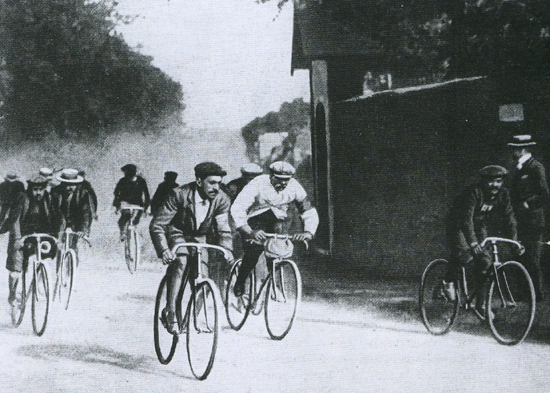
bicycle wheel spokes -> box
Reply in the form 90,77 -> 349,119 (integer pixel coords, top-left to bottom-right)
264,260 -> 301,340
154,276 -> 178,365
419,259 -> 459,335
487,261 -> 536,345
125,228 -> 139,274
187,280 -> 219,380
11,268 -> 27,327
225,260 -> 252,331
32,263 -> 50,336
58,250 -> 75,310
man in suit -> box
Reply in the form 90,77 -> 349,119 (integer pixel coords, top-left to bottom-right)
443,165 -> 519,302
0,173 -> 25,234
150,162 -> 233,334
150,171 -> 179,216
508,134 -> 550,301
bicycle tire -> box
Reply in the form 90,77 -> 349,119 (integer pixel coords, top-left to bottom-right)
154,275 -> 178,364
186,279 -> 219,380
125,227 -> 139,274
32,263 -> 50,336
487,261 -> 536,346
56,249 -> 75,310
264,260 -> 301,340
11,262 -> 28,327
419,259 -> 459,335
225,259 -> 253,331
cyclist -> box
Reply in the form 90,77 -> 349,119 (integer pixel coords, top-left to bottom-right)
443,165 -> 518,302
230,161 -> 319,297
79,170 -> 99,221
113,164 -> 150,242
4,175 -> 57,307
51,169 -> 93,254
0,173 -> 25,234
150,162 -> 234,334
223,163 -> 263,202
150,171 -> 179,216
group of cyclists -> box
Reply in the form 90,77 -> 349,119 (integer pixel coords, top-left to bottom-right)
0,159 -> 319,337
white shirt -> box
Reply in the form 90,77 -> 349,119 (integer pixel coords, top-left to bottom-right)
517,153 -> 532,169
231,174 -> 319,234
194,189 -> 210,227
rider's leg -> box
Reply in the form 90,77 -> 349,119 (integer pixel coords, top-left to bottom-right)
163,254 -> 187,333
234,242 -> 263,296
8,271 -> 21,306
118,211 -> 131,241
6,232 -> 23,306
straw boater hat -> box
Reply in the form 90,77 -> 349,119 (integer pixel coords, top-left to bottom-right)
39,167 -> 53,178
4,173 -> 19,182
56,168 -> 83,183
507,135 -> 536,147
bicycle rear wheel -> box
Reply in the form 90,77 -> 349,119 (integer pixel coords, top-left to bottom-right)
264,260 -> 301,340
11,265 -> 28,327
32,263 -> 50,336
225,259 -> 253,331
419,259 -> 459,335
125,228 -> 139,274
154,275 -> 178,364
187,279 -> 219,380
55,249 -> 75,310
487,261 -> 536,345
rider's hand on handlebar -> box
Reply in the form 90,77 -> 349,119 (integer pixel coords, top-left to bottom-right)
251,229 -> 267,242
77,231 -> 87,239
162,249 -> 175,265
516,244 -> 526,256
292,232 -> 313,242
470,242 -> 484,255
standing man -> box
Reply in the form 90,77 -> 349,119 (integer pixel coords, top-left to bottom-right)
224,163 -> 263,202
230,161 -> 319,297
113,164 -> 150,242
51,169 -> 93,255
0,173 -> 25,234
150,171 -> 179,216
150,162 -> 233,334
443,165 -> 519,302
5,176 -> 57,307
508,134 -> 550,301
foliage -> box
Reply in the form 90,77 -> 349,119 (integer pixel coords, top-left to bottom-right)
0,0 -> 183,139
263,0 -> 550,80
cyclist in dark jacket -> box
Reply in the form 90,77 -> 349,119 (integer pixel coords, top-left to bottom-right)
113,164 -> 150,241
150,171 -> 179,216
0,173 -> 25,233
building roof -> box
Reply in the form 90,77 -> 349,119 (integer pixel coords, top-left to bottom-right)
291,0 -> 384,74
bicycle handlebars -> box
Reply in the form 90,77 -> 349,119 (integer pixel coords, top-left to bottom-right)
171,242 -> 234,262
61,228 -> 92,247
480,237 -> 523,250
250,233 -> 309,250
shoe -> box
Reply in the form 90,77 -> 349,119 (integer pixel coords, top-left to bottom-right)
160,308 -> 178,335
440,281 -> 456,302
233,284 -> 244,298
119,233 -> 126,242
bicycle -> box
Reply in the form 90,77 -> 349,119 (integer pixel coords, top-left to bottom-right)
53,228 -> 91,310
225,233 -> 303,340
120,206 -> 143,274
419,237 -> 536,345
153,242 -> 231,380
11,233 -> 57,336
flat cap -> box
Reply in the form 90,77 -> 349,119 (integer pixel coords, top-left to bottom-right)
479,165 -> 508,178
507,134 -> 536,147
27,175 -> 49,186
194,162 -> 227,178
56,168 -> 83,183
269,161 -> 296,179
121,164 -> 137,174
241,163 -> 263,175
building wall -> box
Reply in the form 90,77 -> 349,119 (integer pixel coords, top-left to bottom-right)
327,78 -> 538,277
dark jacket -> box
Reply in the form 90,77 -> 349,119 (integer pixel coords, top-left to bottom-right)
0,180 -> 25,233
8,190 -> 58,239
149,182 -> 233,257
113,176 -> 150,210
151,181 -> 179,216
51,184 -> 93,235
510,157 -> 549,228
82,180 -> 98,214
448,183 -> 517,247
224,177 -> 249,202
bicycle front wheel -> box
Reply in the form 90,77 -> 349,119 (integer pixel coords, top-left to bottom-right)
225,259 -> 253,331
154,276 -> 178,364
419,259 -> 459,335
487,261 -> 536,345
125,228 -> 139,274
56,250 -> 75,310
32,263 -> 50,336
264,260 -> 301,340
187,279 -> 219,380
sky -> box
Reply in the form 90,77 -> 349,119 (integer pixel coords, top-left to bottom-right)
116,0 -> 310,131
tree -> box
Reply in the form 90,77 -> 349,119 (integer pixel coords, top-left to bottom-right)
0,0 -> 183,139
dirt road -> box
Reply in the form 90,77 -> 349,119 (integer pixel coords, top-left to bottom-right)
1,225 -> 550,393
